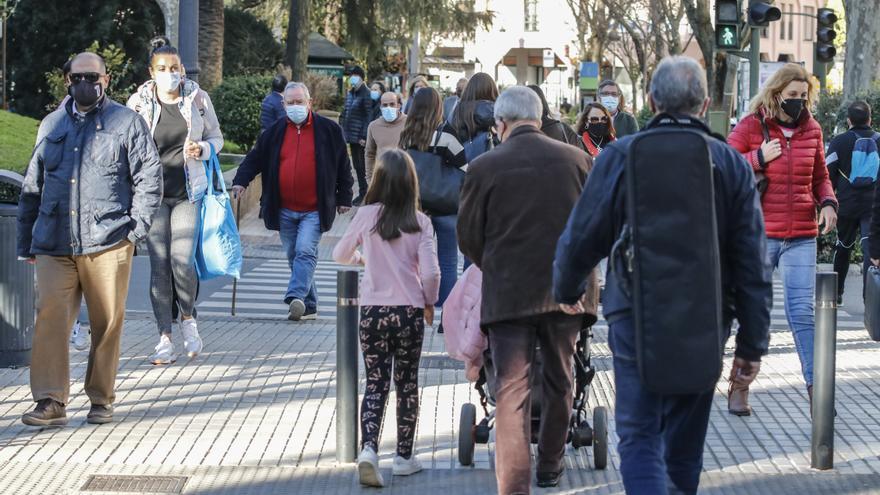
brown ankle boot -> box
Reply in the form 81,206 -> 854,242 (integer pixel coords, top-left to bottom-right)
728,380 -> 752,416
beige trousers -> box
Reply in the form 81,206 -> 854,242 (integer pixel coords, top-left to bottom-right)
30,241 -> 134,406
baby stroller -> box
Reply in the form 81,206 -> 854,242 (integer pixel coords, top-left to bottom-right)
457,327 -> 608,469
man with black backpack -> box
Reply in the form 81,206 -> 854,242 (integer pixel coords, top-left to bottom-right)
553,56 -> 772,494
827,101 -> 879,303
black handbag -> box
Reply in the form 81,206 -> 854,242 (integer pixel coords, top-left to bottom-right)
407,128 -> 465,216
865,266 -> 880,341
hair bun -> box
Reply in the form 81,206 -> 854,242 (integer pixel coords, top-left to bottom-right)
150,36 -> 170,51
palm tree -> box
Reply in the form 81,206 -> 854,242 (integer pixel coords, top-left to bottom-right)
198,0 -> 224,91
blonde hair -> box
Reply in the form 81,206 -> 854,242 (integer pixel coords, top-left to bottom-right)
749,63 -> 818,118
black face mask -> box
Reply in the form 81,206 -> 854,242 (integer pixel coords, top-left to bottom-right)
68,80 -> 104,109
780,98 -> 805,122
588,123 -> 609,139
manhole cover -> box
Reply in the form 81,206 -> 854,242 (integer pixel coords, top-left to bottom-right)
81,475 -> 188,493
421,355 -> 465,370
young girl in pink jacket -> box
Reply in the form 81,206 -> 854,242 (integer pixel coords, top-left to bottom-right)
332,149 -> 441,488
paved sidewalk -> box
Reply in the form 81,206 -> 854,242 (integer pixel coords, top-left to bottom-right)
2,270 -> 880,494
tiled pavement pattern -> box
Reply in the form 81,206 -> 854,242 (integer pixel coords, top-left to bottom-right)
2,272 -> 880,493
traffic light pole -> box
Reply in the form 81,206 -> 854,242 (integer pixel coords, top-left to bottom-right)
749,26 -> 761,99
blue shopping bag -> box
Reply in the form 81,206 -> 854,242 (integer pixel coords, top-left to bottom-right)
195,145 -> 242,281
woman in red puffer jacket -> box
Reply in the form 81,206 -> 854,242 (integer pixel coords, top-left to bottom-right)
726,63 -> 837,417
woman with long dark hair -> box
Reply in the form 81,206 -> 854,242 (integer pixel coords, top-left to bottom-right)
128,37 -> 224,365
333,149 -> 441,487
451,72 -> 499,159
527,84 -> 583,149
399,87 -> 466,310
576,102 -> 617,157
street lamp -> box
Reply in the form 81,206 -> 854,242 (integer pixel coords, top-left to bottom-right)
178,0 -> 199,82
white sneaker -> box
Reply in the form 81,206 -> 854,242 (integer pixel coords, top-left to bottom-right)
392,454 -> 423,476
70,322 -> 90,351
150,335 -> 177,365
180,318 -> 203,357
357,446 -> 385,487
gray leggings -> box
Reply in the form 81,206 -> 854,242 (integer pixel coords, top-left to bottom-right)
148,197 -> 201,335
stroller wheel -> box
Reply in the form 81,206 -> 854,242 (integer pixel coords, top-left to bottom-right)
459,403 -> 477,466
592,406 -> 608,470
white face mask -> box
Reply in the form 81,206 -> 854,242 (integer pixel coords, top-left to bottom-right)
155,71 -> 182,93
286,104 -> 309,124
600,95 -> 619,113
381,107 -> 399,122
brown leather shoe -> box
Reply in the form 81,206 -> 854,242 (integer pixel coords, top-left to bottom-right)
87,404 -> 113,424
21,399 -> 68,427
728,380 -> 752,416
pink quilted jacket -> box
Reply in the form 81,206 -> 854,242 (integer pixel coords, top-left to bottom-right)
442,265 -> 486,381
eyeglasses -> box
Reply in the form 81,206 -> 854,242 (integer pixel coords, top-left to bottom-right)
588,117 -> 609,123
69,72 -> 102,84
599,91 -> 620,98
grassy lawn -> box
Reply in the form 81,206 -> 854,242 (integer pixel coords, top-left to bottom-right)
0,110 -> 40,175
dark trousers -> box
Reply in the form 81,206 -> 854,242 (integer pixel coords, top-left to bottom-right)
359,305 -> 425,458
350,142 -> 368,198
832,212 -> 872,297
488,312 -> 581,495
609,316 -> 714,495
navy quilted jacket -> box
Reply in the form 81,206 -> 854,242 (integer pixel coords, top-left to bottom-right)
340,84 -> 372,144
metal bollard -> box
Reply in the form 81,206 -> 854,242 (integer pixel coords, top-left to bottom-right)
811,271 -> 837,470
336,270 -> 359,464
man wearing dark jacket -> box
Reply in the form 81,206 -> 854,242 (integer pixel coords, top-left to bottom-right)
554,57 -> 771,494
233,82 -> 353,321
17,52 -> 163,427
458,86 -> 597,495
260,74 -> 288,132
827,101 -> 878,301
339,66 -> 372,205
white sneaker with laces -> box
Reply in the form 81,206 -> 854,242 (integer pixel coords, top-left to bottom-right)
150,335 -> 177,365
70,322 -> 90,351
392,454 -> 423,476
180,318 -> 203,357
357,446 -> 384,487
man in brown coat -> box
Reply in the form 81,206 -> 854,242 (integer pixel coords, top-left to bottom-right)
457,86 -> 598,495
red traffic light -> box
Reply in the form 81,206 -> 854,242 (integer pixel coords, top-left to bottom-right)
749,2 -> 782,26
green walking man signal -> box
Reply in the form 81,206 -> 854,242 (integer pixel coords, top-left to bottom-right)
717,25 -> 739,49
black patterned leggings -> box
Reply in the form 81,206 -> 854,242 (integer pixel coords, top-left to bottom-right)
359,305 -> 425,459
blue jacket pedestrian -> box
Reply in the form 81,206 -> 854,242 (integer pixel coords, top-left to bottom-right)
260,75 -> 289,132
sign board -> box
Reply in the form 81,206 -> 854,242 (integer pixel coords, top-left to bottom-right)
579,61 -> 599,91
543,49 -> 555,68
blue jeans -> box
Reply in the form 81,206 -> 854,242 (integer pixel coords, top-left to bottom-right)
279,209 -> 321,312
609,316 -> 714,495
431,214 -> 459,306
766,237 -> 816,386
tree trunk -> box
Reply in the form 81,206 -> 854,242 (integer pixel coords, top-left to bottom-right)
684,0 -> 722,108
286,0 -> 310,81
843,0 -> 880,99
197,0 -> 224,91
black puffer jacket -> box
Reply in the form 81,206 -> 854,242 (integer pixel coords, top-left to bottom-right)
541,117 -> 585,151
17,97 -> 163,258
340,84 -> 372,144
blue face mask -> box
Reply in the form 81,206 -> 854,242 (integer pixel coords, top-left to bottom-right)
381,107 -> 398,122
350,76 -> 362,87
370,90 -> 380,101
286,104 -> 309,124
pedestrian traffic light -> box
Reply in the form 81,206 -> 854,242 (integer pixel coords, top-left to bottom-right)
715,0 -> 741,50
748,1 -> 781,26
816,8 -> 838,63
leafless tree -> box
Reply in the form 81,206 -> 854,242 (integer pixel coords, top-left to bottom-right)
843,0 -> 880,99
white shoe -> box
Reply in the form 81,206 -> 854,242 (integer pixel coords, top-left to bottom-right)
392,454 -> 423,476
357,446 -> 385,487
70,322 -> 90,351
180,318 -> 203,357
150,335 -> 177,365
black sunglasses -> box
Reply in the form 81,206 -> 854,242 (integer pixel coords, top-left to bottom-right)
588,117 -> 609,123
69,72 -> 102,84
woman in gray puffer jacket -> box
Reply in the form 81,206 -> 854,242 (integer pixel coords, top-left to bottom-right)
127,37 -> 223,365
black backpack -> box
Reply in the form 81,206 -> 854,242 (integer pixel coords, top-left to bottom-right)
617,116 -> 724,395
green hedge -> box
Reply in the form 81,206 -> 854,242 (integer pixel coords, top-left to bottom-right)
211,75 -> 273,151
223,8 -> 284,77
815,88 -> 880,142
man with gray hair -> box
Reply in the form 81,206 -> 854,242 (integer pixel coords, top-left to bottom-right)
233,81 -> 353,321
458,86 -> 598,494
554,56 -> 771,494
